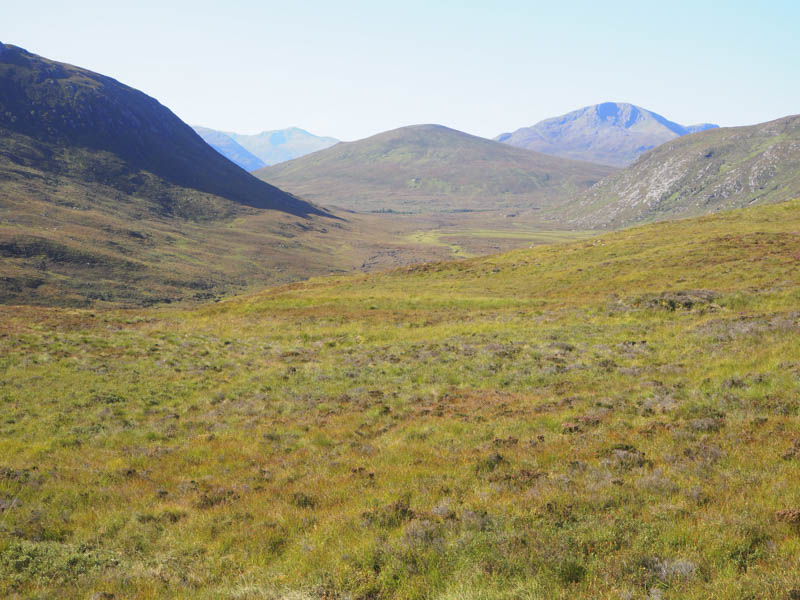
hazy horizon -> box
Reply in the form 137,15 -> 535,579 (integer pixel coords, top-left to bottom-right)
4,0 -> 799,141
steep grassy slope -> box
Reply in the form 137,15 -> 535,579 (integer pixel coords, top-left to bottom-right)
0,43 -> 370,305
192,127 -> 266,171
0,43 -> 321,216
556,115 -> 800,228
1,200 -> 798,598
496,103 -> 718,167
255,125 -> 615,213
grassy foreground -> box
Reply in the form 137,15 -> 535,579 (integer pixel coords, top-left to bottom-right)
1,200 -> 799,599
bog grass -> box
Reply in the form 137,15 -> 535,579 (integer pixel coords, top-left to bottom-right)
1,200 -> 799,598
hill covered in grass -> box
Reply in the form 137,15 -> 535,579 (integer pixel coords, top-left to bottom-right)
496,103 -> 718,167
1,199 -> 798,598
0,43 -> 322,217
254,124 -> 615,213
0,43 -> 365,306
556,114 -> 800,228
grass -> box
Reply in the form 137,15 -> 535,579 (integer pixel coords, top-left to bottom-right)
1,199 -> 799,598
405,231 -> 475,258
405,229 -> 599,259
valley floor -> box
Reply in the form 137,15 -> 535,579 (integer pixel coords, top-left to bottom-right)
0,163 -> 592,307
1,201 -> 799,599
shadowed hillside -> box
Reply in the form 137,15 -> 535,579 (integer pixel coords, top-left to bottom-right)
0,43 -> 366,306
0,42 -> 326,217
255,124 -> 615,213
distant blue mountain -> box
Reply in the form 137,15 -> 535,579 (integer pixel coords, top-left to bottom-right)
495,102 -> 718,167
194,126 -> 339,168
193,127 -> 266,171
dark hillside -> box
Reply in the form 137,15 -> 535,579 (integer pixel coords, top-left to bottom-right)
0,42 -> 325,217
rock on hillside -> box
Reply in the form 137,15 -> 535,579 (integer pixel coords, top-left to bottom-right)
555,114 -> 800,228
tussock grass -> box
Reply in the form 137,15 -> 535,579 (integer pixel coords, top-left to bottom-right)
1,200 -> 799,598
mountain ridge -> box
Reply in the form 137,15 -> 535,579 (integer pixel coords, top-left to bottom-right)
496,102 -> 718,167
0,42 -> 351,306
0,42 -> 326,218
195,126 -> 339,167
192,126 -> 266,171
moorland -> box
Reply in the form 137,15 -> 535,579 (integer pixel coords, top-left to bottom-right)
1,200 -> 799,598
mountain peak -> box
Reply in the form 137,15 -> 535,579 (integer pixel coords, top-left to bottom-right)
403,123 -> 450,131
497,103 -> 719,167
371,124 -> 462,140
560,114 -> 800,228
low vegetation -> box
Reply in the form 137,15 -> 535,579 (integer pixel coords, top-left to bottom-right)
255,124 -> 614,213
0,166 -> 582,306
1,199 -> 799,598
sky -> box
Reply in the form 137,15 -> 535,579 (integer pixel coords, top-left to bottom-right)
3,0 -> 799,141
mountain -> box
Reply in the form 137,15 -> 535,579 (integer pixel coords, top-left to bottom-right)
496,102 -> 718,167
555,114 -> 800,228
0,42 -> 323,217
0,42 -> 348,306
196,126 -> 339,166
192,126 -> 266,170
254,124 -> 616,213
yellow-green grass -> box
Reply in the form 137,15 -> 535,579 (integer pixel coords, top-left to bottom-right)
1,200 -> 799,599
404,229 -> 598,259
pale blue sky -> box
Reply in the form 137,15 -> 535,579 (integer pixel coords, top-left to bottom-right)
4,0 -> 798,140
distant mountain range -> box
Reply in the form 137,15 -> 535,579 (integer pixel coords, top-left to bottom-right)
255,124 -> 615,213
192,126 -> 266,171
496,102 -> 718,167
552,114 -> 800,228
193,126 -> 339,168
